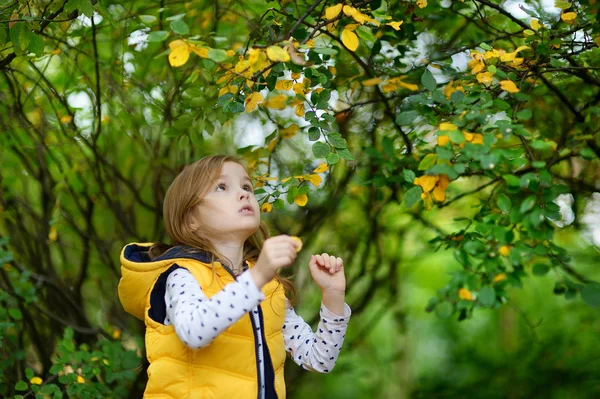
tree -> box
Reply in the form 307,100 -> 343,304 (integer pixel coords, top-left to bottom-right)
1,0 -> 599,397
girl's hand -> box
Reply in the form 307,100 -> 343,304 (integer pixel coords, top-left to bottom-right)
250,235 -> 299,288
308,253 -> 346,294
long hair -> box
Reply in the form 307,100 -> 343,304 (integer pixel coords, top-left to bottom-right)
149,155 -> 295,300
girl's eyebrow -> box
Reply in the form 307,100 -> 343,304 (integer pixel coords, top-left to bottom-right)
218,175 -> 252,182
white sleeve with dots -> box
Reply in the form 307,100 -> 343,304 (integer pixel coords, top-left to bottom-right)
164,268 -> 265,349
282,300 -> 351,373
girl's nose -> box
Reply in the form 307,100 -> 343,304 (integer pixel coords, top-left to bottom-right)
239,190 -> 249,200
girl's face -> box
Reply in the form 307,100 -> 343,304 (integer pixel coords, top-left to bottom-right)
193,162 -> 261,241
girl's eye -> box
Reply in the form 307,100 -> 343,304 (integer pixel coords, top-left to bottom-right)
243,184 -> 254,192
216,183 -> 227,191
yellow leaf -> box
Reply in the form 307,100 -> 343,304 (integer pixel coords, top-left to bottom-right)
294,194 -> 308,206
398,81 -> 419,91
386,21 -> 403,30
515,45 -> 531,53
484,50 -> 499,60
264,94 -> 287,110
281,177 -> 292,183
561,12 -> 577,23
463,131 -> 474,142
248,48 -> 265,72
437,135 -> 450,146
511,58 -> 524,67
499,245 -> 511,256
60,115 -> 73,124
471,134 -> 483,144
280,124 -> 298,139
48,226 -> 57,242
226,49 -> 235,57
432,185 -> 446,202
275,80 -> 293,90
555,0 -> 572,9
112,329 -> 122,339
362,77 -> 381,86
77,375 -> 85,384
417,0 -> 428,8
168,39 -> 187,50
51,48 -> 61,55
500,52 -> 516,62
313,163 -> 329,173
325,4 -> 343,20
308,174 -> 322,187
295,103 -> 305,117
499,80 -> 519,93
414,175 -> 438,193
523,29 -> 536,36
468,59 -> 485,74
381,83 -> 398,93
493,273 -> 506,283
350,11 -> 371,24
476,72 -> 493,85
30,377 -> 43,385
530,18 -> 542,31
343,5 -> 358,17
291,72 -> 301,80
594,36 -> 600,47
458,288 -> 473,301
190,46 -> 209,58
439,122 -> 457,131
266,45 -> 290,62
168,45 -> 190,67
341,29 -> 359,51
261,203 -> 272,213
421,191 -> 433,209
245,92 -> 264,112
437,174 -> 449,190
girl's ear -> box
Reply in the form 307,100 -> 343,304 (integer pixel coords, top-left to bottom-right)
187,210 -> 200,232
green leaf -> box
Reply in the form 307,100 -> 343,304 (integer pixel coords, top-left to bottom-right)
312,141 -> 330,158
10,22 -> 31,54
8,307 -> 23,320
497,194 -> 511,212
326,153 -> 340,165
28,34 -> 44,57
520,196 -> 536,213
581,283 -> 600,307
478,286 -> 496,307
327,132 -> 347,149
395,111 -> 418,126
15,381 -> 28,391
418,154 -> 437,170
449,129 -> 465,144
147,31 -> 170,42
421,69 -> 437,91
208,48 -> 228,63
403,169 -> 416,183
65,0 -> 94,17
435,301 -> 453,318
532,263 -> 550,276
516,109 -> 532,120
404,186 -> 422,208
337,148 -> 355,160
170,19 -> 189,35
140,15 -> 157,24
503,174 -> 520,187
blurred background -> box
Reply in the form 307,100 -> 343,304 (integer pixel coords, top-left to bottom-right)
1,0 -> 599,398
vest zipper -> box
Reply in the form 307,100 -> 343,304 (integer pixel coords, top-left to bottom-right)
257,305 -> 278,399
221,263 -> 267,399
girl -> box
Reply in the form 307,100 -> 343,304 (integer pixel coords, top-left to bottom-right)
118,155 -> 350,399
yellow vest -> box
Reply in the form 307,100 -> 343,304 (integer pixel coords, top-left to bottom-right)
118,243 -> 287,399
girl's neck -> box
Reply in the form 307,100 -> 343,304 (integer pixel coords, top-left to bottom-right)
211,240 -> 245,274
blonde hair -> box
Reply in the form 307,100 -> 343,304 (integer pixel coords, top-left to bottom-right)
150,155 -> 295,299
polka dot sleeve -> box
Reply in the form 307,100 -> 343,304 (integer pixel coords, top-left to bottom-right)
282,300 -> 351,373
164,268 -> 265,349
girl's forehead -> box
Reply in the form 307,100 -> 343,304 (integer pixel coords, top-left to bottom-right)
220,162 -> 250,178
